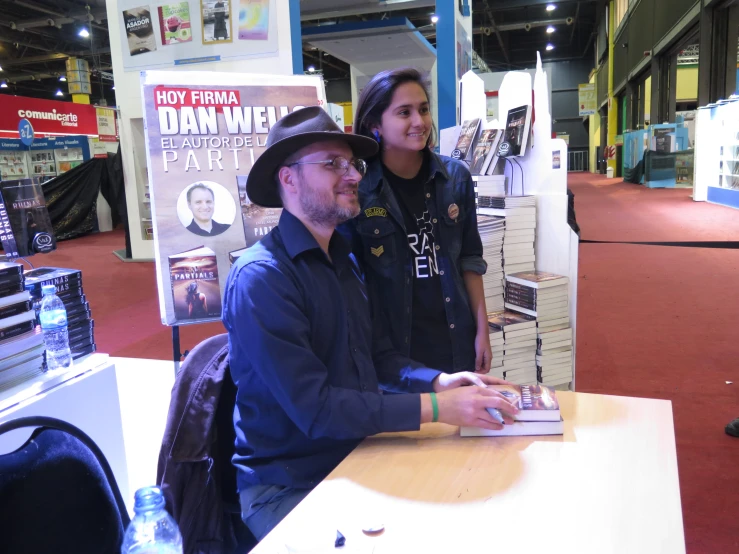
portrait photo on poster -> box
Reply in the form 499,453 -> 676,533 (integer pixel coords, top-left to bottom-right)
177,181 -> 236,237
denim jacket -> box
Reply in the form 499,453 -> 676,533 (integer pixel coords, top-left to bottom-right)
340,152 -> 487,373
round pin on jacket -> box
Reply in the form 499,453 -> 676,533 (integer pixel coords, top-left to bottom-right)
448,203 -> 459,221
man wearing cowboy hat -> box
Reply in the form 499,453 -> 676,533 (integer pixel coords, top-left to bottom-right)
222,106 -> 517,540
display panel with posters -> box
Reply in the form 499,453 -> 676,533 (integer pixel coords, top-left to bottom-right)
140,71 -> 325,325
118,0 -> 276,71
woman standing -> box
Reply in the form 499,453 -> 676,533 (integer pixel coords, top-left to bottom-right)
346,67 -> 491,374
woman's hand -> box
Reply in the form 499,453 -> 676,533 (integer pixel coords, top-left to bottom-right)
474,331 -> 493,374
433,372 -> 512,393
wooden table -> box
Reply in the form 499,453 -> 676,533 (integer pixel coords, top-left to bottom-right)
252,392 -> 685,554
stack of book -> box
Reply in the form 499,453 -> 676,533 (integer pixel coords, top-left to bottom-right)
460,384 -> 563,436
536,327 -> 573,387
477,215 -> 505,312
473,175 -> 507,204
487,310 -> 537,384
0,261 -> 45,391
478,197 -> 536,276
24,267 -> 96,360
503,271 -> 573,386
504,271 -> 569,321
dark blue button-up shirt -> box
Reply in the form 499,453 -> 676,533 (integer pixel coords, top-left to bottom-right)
223,210 -> 441,491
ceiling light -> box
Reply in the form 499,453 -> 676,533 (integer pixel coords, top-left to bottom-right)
546,43 -> 554,51
431,14 -> 439,24
112,86 -> 115,90
307,65 -> 315,73
0,81 -> 7,88
78,28 -> 90,38
59,75 -> 67,81
546,3 -> 556,11
547,26 -> 555,34
55,89 -> 63,96
0,65 -> 3,72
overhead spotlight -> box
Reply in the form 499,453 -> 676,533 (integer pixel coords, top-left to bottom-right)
59,75 -> 66,81
307,65 -> 315,73
55,89 -> 63,96
0,65 -> 3,72
0,81 -> 7,88
546,3 -> 556,11
547,26 -> 555,34
112,85 -> 116,90
431,14 -> 439,24
78,28 -> 90,38
546,44 -> 555,51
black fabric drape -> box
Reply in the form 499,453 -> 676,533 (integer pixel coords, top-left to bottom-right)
41,151 -> 127,242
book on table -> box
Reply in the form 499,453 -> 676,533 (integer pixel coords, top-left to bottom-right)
460,384 -> 563,436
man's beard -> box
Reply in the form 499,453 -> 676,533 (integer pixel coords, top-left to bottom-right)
297,174 -> 359,226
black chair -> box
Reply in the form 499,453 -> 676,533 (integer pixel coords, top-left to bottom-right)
0,416 -> 131,554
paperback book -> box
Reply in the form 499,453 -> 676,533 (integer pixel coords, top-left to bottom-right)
498,105 -> 532,158
451,118 -> 481,161
0,179 -> 56,259
158,2 -> 192,45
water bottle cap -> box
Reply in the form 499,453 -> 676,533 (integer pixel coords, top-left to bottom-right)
41,284 -> 56,296
133,486 -> 166,514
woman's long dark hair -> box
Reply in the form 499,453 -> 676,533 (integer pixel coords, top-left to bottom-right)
353,67 -> 436,156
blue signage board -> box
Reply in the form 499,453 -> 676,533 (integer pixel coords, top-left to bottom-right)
18,119 -> 34,146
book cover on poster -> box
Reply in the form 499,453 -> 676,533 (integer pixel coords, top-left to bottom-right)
168,246 -> 222,321
123,6 -> 157,56
0,179 -> 56,259
236,174 -> 281,252
158,2 -> 192,45
140,71 -> 324,325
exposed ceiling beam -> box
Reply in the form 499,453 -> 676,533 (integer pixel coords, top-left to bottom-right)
0,35 -> 57,52
5,11 -> 108,31
301,0 -> 435,22
0,47 -> 112,66
8,0 -> 108,31
485,0 -> 596,10
494,17 -> 573,32
570,2 -> 581,45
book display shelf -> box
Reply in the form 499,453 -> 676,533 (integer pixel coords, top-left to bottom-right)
441,58 -> 579,389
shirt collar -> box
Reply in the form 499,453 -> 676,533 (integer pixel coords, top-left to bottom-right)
364,150 -> 450,192
278,209 -> 351,263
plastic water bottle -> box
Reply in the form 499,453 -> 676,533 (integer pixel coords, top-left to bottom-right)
121,486 -> 183,554
38,284 -> 72,370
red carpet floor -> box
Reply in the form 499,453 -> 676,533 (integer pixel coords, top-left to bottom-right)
21,175 -> 739,553
570,173 -> 738,554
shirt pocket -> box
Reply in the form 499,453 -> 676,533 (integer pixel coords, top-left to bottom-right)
357,217 -> 397,268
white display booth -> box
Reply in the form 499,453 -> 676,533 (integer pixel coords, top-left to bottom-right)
443,55 -> 579,388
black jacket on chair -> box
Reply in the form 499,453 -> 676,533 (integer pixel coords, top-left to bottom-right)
0,419 -> 129,554
157,333 -> 254,554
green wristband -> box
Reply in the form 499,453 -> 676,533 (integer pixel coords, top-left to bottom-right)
430,392 -> 439,423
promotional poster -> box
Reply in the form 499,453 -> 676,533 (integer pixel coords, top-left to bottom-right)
140,71 -> 324,325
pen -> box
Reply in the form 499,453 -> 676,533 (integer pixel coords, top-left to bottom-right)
486,407 -> 506,425
473,382 -> 507,425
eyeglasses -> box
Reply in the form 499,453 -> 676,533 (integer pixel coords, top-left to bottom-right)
286,156 -> 367,177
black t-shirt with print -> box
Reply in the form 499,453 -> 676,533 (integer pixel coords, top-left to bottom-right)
382,154 -> 454,372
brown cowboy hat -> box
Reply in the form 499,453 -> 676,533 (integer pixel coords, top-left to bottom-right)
246,106 -> 378,208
